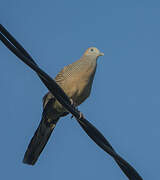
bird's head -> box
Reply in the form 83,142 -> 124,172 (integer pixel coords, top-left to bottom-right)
83,47 -> 104,59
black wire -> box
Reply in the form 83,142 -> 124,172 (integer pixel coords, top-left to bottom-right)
0,24 -> 143,180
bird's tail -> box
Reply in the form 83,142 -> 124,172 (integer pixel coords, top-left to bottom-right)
23,116 -> 59,165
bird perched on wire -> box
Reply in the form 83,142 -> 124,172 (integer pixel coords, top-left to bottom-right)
23,47 -> 104,165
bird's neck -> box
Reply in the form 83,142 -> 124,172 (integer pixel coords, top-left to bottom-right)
81,55 -> 98,66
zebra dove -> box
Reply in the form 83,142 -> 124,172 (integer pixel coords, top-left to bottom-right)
23,47 -> 104,165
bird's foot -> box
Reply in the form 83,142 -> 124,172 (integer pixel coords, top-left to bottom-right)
71,111 -> 84,119
69,99 -> 84,119
70,98 -> 76,107
78,111 -> 84,120
70,98 -> 76,119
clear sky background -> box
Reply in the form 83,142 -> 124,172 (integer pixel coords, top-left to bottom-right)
0,0 -> 160,180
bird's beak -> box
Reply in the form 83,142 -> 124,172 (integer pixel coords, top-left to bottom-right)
99,52 -> 104,56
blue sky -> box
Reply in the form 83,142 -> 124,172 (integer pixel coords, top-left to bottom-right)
0,0 -> 160,179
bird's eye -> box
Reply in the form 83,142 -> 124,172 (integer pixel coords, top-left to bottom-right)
90,49 -> 94,52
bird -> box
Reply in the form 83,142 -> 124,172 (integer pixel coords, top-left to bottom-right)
23,47 -> 104,165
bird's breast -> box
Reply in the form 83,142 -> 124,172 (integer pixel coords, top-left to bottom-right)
62,65 -> 96,106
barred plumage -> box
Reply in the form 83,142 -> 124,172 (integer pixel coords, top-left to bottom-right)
23,47 -> 104,165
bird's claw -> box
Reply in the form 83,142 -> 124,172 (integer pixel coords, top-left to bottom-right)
70,98 -> 84,119
78,112 -> 84,119
71,112 -> 84,119
70,98 -> 75,119
70,98 -> 76,107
